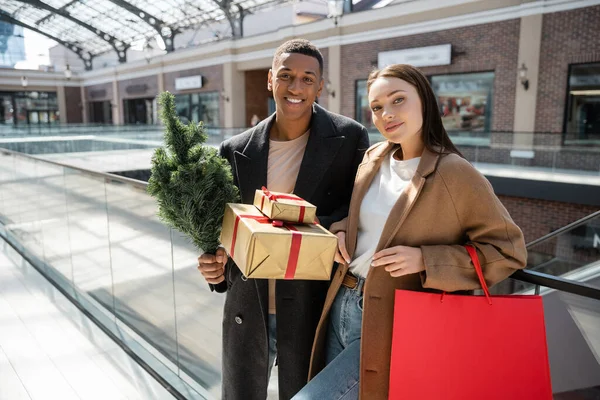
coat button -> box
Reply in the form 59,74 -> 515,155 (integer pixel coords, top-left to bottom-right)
235,316 -> 243,325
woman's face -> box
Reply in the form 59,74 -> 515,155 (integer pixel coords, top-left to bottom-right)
368,76 -> 423,148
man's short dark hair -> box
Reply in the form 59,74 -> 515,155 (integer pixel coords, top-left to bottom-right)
273,39 -> 324,77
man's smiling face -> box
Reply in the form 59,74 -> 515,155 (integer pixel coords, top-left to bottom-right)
268,52 -> 323,122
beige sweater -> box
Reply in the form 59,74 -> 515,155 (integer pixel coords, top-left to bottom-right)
266,130 -> 309,313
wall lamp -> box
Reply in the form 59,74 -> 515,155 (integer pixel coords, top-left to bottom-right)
221,89 -> 230,102
326,80 -> 336,98
21,76 -> 28,88
64,64 -> 72,80
327,0 -> 344,26
518,63 -> 529,91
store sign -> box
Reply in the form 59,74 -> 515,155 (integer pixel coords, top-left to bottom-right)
90,89 -> 107,99
378,44 -> 452,68
175,75 -> 203,91
126,84 -> 148,94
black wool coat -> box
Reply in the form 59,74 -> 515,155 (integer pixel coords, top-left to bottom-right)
211,103 -> 369,400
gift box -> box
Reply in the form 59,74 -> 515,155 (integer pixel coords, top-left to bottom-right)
254,187 -> 317,224
220,203 -> 337,280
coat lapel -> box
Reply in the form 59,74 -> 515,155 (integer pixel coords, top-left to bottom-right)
233,115 -> 272,204
375,146 -> 441,251
294,104 -> 345,201
346,141 -> 396,258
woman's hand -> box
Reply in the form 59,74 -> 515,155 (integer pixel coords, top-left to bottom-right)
334,231 -> 351,264
372,245 -> 425,277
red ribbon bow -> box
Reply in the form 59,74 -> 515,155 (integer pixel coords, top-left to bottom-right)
230,213 -> 301,280
260,186 -> 307,223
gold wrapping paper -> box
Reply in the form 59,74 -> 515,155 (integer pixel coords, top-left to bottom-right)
253,188 -> 317,224
220,203 -> 337,280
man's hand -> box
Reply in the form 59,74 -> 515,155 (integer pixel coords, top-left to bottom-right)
197,248 -> 228,284
334,231 -> 351,264
371,245 -> 425,277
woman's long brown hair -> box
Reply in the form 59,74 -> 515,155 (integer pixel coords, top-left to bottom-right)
367,64 -> 463,157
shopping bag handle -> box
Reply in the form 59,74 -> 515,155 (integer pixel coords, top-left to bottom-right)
464,244 -> 492,305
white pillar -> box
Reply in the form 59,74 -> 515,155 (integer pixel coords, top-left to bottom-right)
112,77 -> 121,125
223,62 -> 246,128
328,44 -> 342,114
513,14 -> 543,147
57,85 -> 68,124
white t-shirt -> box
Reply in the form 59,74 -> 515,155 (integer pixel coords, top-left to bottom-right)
349,152 -> 421,278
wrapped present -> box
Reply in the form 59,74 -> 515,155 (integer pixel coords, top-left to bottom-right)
254,186 -> 317,224
220,203 -> 337,280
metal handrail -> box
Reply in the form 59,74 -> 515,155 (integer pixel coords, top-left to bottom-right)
509,210 -> 600,299
0,147 -> 148,190
511,269 -> 600,300
526,210 -> 600,248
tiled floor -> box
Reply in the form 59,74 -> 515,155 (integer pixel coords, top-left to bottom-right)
0,241 -> 177,400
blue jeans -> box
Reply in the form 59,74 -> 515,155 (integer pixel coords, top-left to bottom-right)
292,278 -> 364,400
268,313 -> 277,381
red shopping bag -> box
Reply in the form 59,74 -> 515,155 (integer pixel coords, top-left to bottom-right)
389,245 -> 553,400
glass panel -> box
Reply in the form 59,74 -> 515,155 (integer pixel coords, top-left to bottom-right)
198,92 -> 219,127
105,179 -> 179,369
493,213 -> 600,295
172,232 -> 223,397
539,292 -> 599,396
7,157 -> 45,259
38,162 -> 74,284
0,152 -> 17,226
63,168 -> 115,314
431,72 -> 495,135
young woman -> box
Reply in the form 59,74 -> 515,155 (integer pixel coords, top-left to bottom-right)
292,64 -> 527,400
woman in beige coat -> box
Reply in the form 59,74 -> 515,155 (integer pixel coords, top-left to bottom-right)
292,64 -> 527,400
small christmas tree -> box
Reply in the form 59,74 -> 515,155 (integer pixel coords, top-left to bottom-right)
147,92 -> 239,254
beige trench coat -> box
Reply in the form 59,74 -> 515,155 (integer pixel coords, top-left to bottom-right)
307,141 -> 527,399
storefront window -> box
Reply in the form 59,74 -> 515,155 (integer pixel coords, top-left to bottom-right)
355,80 -> 375,131
174,91 -> 220,127
9,91 -> 59,125
565,63 -> 600,142
431,72 -> 494,134
0,94 -> 14,124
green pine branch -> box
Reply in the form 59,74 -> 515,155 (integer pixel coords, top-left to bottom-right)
147,91 -> 239,254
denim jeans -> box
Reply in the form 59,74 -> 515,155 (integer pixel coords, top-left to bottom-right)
268,313 -> 277,381
292,277 -> 364,400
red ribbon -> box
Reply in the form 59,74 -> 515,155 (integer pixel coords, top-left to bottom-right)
230,213 -> 302,279
260,186 -> 307,223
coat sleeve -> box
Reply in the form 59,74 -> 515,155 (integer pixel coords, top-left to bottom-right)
317,126 -> 370,229
419,157 -> 527,292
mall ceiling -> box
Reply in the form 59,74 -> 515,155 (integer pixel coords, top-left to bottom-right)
0,0 -> 290,69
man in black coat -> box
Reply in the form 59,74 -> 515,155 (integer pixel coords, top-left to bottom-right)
198,39 -> 369,400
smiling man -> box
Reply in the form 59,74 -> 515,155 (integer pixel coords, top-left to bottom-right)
197,39 -> 369,400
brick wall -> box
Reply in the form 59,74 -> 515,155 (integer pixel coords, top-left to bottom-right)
318,47 -> 329,110
340,19 -> 520,131
535,5 -> 600,133
245,69 -> 271,126
499,195 -> 598,243
164,65 -> 224,126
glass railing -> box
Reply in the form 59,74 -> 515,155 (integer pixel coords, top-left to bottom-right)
0,148 -> 222,399
492,211 -> 600,295
0,123 -> 247,142
1,145 -> 599,399
368,130 -> 600,174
